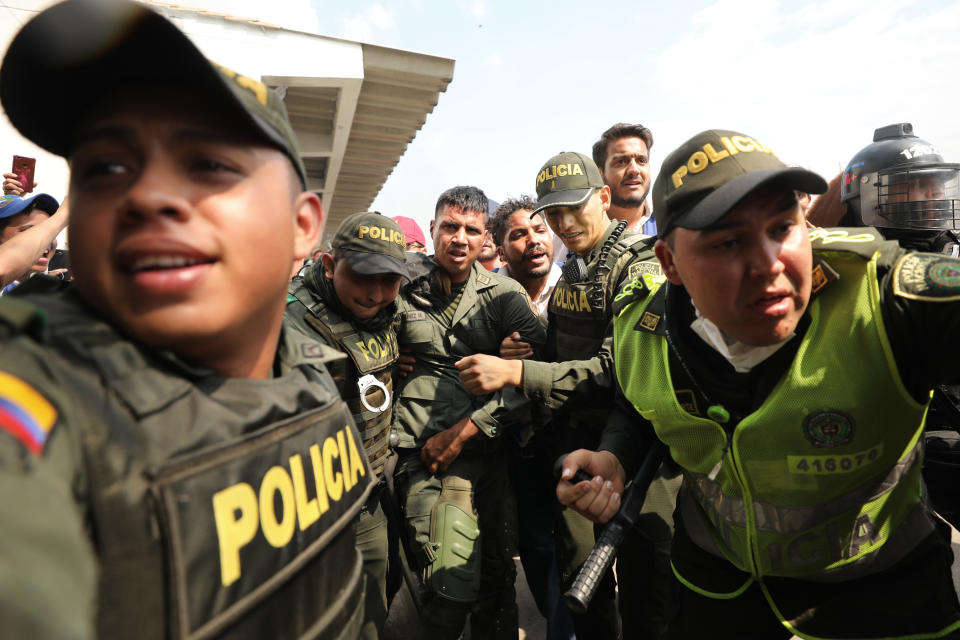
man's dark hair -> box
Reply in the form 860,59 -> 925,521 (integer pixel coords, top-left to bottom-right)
434,185 -> 488,221
0,201 -> 45,236
490,196 -> 539,247
592,123 -> 654,171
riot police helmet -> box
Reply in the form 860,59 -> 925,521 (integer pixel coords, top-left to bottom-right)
840,123 -> 960,232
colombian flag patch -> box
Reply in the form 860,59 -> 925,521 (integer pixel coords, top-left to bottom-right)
0,371 -> 57,454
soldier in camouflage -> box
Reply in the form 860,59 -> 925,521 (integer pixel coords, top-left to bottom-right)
392,186 -> 546,639
287,211 -> 409,639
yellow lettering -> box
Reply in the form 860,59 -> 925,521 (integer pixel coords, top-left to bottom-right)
234,74 -> 268,106
309,443 -> 331,515
572,164 -> 584,176
687,150 -> 709,174
355,340 -> 372,361
289,453 -> 320,531
558,164 -> 568,177
337,429 -> 353,491
672,165 -> 688,188
323,436 -> 343,501
732,136 -> 756,152
578,290 -> 591,311
702,143 -> 729,163
371,226 -> 381,239
720,136 -> 739,156
212,483 -> 259,587
259,466 -> 296,548
358,225 -> 369,239
345,427 -> 367,487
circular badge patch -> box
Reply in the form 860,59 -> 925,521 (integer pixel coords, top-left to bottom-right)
803,410 -> 854,448
924,259 -> 960,291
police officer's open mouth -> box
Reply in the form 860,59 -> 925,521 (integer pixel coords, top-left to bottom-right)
122,254 -> 217,273
752,292 -> 790,312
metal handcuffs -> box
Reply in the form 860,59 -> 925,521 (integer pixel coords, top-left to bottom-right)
357,374 -> 391,413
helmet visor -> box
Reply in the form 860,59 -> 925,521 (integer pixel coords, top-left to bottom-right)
874,165 -> 960,230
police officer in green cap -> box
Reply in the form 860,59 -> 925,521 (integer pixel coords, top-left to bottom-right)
458,151 -> 680,639
287,211 -> 409,639
392,185 -> 545,639
560,128 -> 960,639
0,1 -> 370,637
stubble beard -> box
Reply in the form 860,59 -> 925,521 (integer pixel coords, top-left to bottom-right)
611,191 -> 648,209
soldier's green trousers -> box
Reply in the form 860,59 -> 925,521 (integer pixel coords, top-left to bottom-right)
397,450 -> 518,640
357,494 -> 389,640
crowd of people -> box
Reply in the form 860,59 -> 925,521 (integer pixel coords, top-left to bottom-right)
4,2 -> 960,640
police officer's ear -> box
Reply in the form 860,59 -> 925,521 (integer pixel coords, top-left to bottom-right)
292,191 -> 324,263
654,237 -> 684,285
598,185 -> 611,213
320,252 -> 336,279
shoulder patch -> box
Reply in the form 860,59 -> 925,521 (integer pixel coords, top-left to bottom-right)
0,371 -> 57,454
405,310 -> 427,322
627,260 -> 664,283
809,257 -> 839,297
635,310 -> 662,333
893,252 -> 960,301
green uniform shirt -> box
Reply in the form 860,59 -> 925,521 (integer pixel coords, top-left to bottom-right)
393,260 -> 546,448
0,289 -> 370,639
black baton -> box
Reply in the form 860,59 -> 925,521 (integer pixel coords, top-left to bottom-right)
555,441 -> 667,614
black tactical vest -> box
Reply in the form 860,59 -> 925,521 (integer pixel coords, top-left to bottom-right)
22,294 -> 371,639
550,232 -> 656,360
550,232 -> 659,428
289,281 -> 397,475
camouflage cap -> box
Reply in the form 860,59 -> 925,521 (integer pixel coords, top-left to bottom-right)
0,0 -> 308,187
532,151 -> 605,215
332,212 -> 410,278
653,129 -> 827,236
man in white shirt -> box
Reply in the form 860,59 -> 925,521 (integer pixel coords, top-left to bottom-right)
593,122 -> 657,236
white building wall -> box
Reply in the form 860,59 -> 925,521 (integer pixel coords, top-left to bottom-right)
1,0 -> 368,242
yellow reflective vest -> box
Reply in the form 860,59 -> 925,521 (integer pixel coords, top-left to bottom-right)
614,244 -> 933,586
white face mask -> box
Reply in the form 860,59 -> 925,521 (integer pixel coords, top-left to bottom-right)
689,303 -> 795,373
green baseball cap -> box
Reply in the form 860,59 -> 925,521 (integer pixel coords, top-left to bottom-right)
532,151 -> 605,215
332,212 -> 410,278
653,129 -> 827,236
0,0 -> 308,188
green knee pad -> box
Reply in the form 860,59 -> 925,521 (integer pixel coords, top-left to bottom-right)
425,486 -> 481,603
